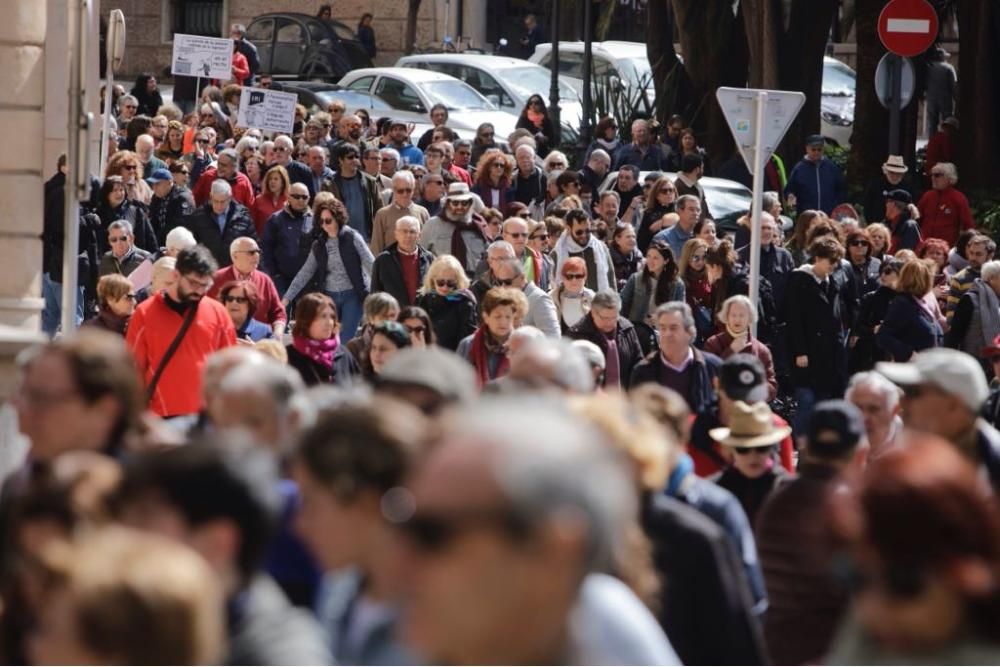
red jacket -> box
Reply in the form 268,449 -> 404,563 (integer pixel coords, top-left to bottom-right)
250,193 -> 287,236
448,164 -> 473,186
917,186 -> 973,247
231,51 -> 250,85
126,293 -> 236,417
192,168 -> 256,209
207,266 -> 287,326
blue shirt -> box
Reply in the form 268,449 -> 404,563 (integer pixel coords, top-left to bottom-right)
395,143 -> 424,167
214,210 -> 227,233
337,175 -> 367,240
653,223 -> 693,261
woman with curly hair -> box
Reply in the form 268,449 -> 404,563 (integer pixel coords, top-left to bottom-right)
471,150 -> 515,212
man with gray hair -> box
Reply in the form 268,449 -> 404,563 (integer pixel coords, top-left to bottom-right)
370,170 -> 431,254
568,289 -> 643,389
396,397 -> 676,665
192,146 -> 255,208
494,258 -> 560,337
614,119 -> 670,171
99,219 -> 152,278
183,178 -> 257,267
472,240 -> 516,304
513,144 -> 545,207
206,236 -> 287,336
371,215 -> 434,306
580,148 -> 611,192
213,358 -> 305,454
230,22 -> 259,84
272,134 -> 314,196
260,182 -> 312,295
845,370 -> 903,460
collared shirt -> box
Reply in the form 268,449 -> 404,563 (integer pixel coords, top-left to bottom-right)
660,346 -> 694,372
214,210 -> 227,233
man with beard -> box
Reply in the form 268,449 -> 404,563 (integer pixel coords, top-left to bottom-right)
553,209 -> 616,292
320,143 -> 383,243
420,182 -> 490,277
387,119 -> 424,167
126,245 -> 236,419
328,113 -> 365,156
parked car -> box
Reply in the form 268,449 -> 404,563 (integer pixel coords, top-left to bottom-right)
395,53 -> 583,131
338,67 -> 518,141
246,13 -> 373,81
528,41 -> 655,103
821,56 -> 856,147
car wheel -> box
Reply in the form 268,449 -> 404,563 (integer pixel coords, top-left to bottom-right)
301,59 -> 336,82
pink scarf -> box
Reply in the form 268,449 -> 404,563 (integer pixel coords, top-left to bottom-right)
292,334 -> 340,369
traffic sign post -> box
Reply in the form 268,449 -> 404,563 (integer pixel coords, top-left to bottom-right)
717,87 -> 805,335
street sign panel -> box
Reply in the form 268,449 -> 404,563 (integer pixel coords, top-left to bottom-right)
878,0 -> 938,57
875,53 -> 916,109
171,34 -> 233,80
717,87 -> 806,171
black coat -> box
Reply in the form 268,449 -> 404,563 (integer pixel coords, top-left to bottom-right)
95,199 -> 158,254
785,268 -> 848,393
568,314 -> 644,389
285,343 -> 359,387
149,184 -> 195,247
416,290 -> 478,351
630,347 -> 722,413
848,256 -> 882,300
636,204 -> 675,253
850,285 -> 897,372
877,293 -> 943,361
370,243 -> 434,307
184,201 -> 258,268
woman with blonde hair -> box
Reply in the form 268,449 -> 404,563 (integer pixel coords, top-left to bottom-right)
865,222 -> 893,262
877,259 -> 943,360
415,254 -> 478,350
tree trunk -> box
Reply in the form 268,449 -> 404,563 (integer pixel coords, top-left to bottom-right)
956,0 -> 1000,190
405,0 -> 422,55
847,0 -> 888,197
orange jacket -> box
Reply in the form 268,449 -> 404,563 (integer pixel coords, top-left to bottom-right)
126,293 -> 236,417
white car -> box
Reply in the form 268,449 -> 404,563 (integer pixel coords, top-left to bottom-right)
394,53 -> 583,131
338,67 -> 517,141
528,41 -> 655,104
821,56 -> 856,147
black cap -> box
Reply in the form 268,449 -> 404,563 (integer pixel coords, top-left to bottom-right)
719,354 -> 768,403
807,400 -> 864,458
806,134 -> 825,147
885,188 -> 912,205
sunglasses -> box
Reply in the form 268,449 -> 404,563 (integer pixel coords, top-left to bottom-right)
491,162 -> 506,169
196,139 -> 209,144
659,188 -> 677,194
237,249 -> 261,255
435,279 -> 458,289
494,277 -> 516,286
732,445 -> 776,455
530,234 -> 549,241
396,510 -> 528,553
122,165 -> 137,171
109,235 -> 129,243
320,218 -> 337,226
565,273 -> 586,280
394,187 -> 414,193
289,194 -> 309,200
849,239 -> 870,247
405,324 -> 426,335
125,293 -> 137,300
449,200 -> 472,207
223,295 -> 249,304
506,232 -> 528,239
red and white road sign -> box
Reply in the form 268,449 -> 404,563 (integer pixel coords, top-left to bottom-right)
878,0 -> 939,57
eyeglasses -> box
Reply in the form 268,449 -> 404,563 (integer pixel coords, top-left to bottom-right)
550,162 -> 567,169
435,279 -> 458,289
849,239 -> 870,247
320,217 -> 337,226
181,274 -> 213,290
237,249 -> 260,255
494,277 -> 516,286
506,232 -> 528,239
289,194 -> 309,200
530,234 -> 549,241
274,146 -> 290,153
491,162 -> 505,169
565,273 -> 586,280
109,235 -> 129,243
394,188 -> 414,193
659,188 -> 677,194
223,295 -> 249,304
732,445 -> 775,456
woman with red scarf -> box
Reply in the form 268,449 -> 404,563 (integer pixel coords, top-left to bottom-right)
285,293 -> 360,386
457,287 -> 524,386
471,150 -> 515,212
515,94 -> 555,157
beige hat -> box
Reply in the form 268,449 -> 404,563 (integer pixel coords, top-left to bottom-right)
709,401 -> 791,448
882,155 -> 908,174
445,182 -> 475,202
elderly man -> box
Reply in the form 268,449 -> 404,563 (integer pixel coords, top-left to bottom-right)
502,216 -> 549,290
148,168 -> 195,247
594,191 -> 622,229
306,145 -> 334,196
653,194 -> 702,260
580,148 -> 611,193
862,155 -> 918,224
379,147 -> 400,179
612,164 -> 644,216
553,210 -> 616,292
614,119 -> 670,171
191,147 -> 254,208
917,162 -> 974,247
420,182 -> 489,276
674,153 -> 712,220
568,289 -> 643,389
387,119 -> 424,166
272,134 -> 314,196
371,216 -> 434,307
397,398 -> 674,665
183,179 -> 257,268
472,240 -> 516,303
99,220 -> 153,278
260,182 -> 313,295
877,348 -> 1000,489
371,171 -> 430,254
417,172 -> 448,218
513,144 -> 545,207
439,141 -> 472,185
135,134 -> 167,175
845,371 -> 903,461
362,147 -> 392,192
495,258 -> 559,337
321,143 -> 383,242
784,134 -> 846,214
207,236 -> 287,336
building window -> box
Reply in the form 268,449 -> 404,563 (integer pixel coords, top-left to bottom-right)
165,0 -> 225,40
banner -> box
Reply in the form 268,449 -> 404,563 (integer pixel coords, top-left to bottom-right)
237,87 -> 298,134
171,34 -> 233,80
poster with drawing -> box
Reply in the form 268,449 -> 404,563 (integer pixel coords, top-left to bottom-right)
171,34 -> 233,80
236,88 -> 298,134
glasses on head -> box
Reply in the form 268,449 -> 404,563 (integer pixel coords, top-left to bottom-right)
223,295 -> 249,304
289,193 -> 309,201
565,273 -> 586,280
435,279 -> 458,289
109,235 -> 129,243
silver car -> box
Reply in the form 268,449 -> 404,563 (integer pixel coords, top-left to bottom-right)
338,67 -> 518,141
528,41 -> 655,103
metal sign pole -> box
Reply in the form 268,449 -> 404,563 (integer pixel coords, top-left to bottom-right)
748,91 -> 766,338
887,54 -> 902,155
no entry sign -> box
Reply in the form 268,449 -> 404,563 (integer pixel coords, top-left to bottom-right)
878,0 -> 939,57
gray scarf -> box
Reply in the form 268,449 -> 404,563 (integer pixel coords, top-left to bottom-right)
976,279 -> 1000,348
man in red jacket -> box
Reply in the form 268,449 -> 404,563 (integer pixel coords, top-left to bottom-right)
127,245 -> 236,419
207,236 -> 287,336
917,161 -> 974,247
192,148 -> 255,208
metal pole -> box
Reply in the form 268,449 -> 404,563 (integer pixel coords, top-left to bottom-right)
748,91 -> 766,338
578,0 -> 593,149
549,0 -> 561,145
99,67 -> 114,173
888,54 -> 901,155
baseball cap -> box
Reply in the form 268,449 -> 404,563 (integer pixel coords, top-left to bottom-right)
146,168 -> 172,184
805,134 -> 825,147
376,347 -> 476,404
807,400 -> 864,457
876,348 -> 989,413
719,354 -> 768,403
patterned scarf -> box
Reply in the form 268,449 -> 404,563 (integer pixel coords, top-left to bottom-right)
292,333 -> 340,370
469,326 -> 510,387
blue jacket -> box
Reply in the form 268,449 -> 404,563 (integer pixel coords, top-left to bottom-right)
261,207 -> 314,288
614,142 -> 671,171
784,157 -> 846,215
877,293 -> 943,360
237,317 -> 274,343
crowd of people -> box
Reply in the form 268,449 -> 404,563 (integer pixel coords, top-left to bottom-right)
18,38 -> 1000,665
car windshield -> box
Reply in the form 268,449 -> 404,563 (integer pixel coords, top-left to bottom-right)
619,57 -> 653,87
704,182 -> 751,220
823,61 -> 856,97
503,66 -> 579,101
422,81 -> 496,110
317,91 -> 391,110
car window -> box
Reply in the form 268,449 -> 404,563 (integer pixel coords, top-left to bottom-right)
592,56 -> 613,80
307,19 -> 331,45
463,68 -> 514,108
329,21 -> 357,42
617,57 -> 652,87
558,52 -> 585,79
703,182 -> 751,220
505,66 -> 578,102
346,76 -> 375,93
422,81 -> 494,110
276,19 -> 304,44
823,61 -> 856,97
375,77 -> 426,112
246,19 -> 274,44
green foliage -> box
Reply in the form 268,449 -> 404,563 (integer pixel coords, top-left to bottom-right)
969,190 -> 1000,237
587,70 -> 658,143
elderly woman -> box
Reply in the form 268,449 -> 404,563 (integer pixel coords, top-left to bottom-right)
472,150 -> 515,212
704,295 -> 777,400
917,162 -> 974,247
621,241 -> 685,353
162,226 -> 196,258
285,292 -> 359,386
346,292 -> 400,370
457,287 -> 524,386
415,254 -> 478,351
845,228 -> 882,299
877,259 -> 943,361
945,259 -> 1000,359
94,176 -> 157,253
398,305 -> 436,348
219,280 -> 273,342
281,195 -> 374,341
250,165 -> 290,236
550,257 -> 595,334
83,274 -> 135,336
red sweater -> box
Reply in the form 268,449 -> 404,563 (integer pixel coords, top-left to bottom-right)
126,293 -> 236,417
398,250 -> 420,304
250,193 -> 287,236
207,266 -> 287,325
192,168 -> 256,209
917,187 -> 974,247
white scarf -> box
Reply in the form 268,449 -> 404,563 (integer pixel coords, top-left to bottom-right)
553,231 -> 612,291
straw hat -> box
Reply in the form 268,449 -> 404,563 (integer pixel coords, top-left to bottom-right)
882,155 -> 908,174
709,401 -> 791,448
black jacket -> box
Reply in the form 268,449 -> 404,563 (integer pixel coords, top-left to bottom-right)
710,464 -> 792,527
370,243 -> 434,307
150,184 -> 195,247
416,290 -> 478,351
285,343 -> 359,387
877,293 -> 942,360
184,201 -> 258,267
849,256 -> 882,300
513,167 -> 546,206
630,347 -> 722,413
637,203 -> 675,253
568,314 -> 644,389
785,267 -> 848,393
95,199 -> 158,254
850,285 -> 897,373
642,493 -> 767,666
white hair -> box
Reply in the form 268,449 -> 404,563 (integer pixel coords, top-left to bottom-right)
981,260 -> 1000,283
395,215 -> 420,231
274,135 -> 294,150
165,226 -> 196,252
119,94 -> 138,108
846,371 -> 901,411
210,179 -> 232,198
509,326 -> 545,347
108,219 -> 133,236
717,294 -> 758,326
515,144 -> 536,158
935,162 -> 958,184
487,240 -> 515,257
392,170 -> 415,188
572,339 -> 606,371
380,147 -> 400,161
229,236 -> 257,257
235,136 -> 259,154
135,134 -> 155,151
589,149 -> 611,165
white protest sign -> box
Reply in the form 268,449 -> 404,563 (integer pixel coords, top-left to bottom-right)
171,34 -> 233,80
237,88 -> 299,134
